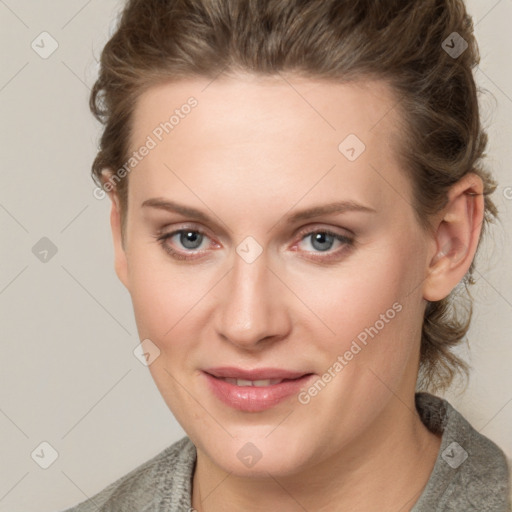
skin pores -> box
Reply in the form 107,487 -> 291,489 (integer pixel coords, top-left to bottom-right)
110,75 -> 447,508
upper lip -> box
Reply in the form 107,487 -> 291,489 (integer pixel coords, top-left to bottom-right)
204,367 -> 311,380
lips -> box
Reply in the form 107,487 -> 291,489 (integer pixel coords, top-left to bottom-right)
204,366 -> 309,380
202,367 -> 314,412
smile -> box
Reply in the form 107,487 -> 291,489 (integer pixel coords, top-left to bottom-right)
202,368 -> 315,412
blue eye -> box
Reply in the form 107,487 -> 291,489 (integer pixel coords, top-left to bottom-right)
173,230 -> 205,250
298,230 -> 353,254
306,232 -> 337,251
154,226 -> 354,262
155,228 -> 210,260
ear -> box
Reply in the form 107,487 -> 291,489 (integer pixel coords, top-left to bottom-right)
101,171 -> 129,289
422,173 -> 485,302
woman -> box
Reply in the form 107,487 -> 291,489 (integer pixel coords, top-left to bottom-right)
64,0 -> 510,510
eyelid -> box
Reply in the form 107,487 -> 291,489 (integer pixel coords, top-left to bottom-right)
292,223 -> 354,245
157,223 -> 216,243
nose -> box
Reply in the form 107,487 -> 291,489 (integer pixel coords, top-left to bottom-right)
213,250 -> 292,350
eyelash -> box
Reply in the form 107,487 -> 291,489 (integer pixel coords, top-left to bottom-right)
153,226 -> 354,262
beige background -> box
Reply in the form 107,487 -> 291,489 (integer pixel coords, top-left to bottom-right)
0,1 -> 511,510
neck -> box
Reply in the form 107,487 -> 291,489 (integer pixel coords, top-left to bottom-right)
191,393 -> 441,512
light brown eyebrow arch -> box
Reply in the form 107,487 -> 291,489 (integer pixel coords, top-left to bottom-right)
142,198 -> 212,223
141,197 -> 376,228
285,200 -> 376,223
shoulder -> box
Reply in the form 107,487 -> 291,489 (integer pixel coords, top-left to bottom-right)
60,436 -> 196,512
414,393 -> 511,512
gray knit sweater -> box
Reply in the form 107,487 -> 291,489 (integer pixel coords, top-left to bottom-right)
61,393 -> 511,511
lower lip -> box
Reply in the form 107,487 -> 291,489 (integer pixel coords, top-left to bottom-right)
203,372 -> 315,412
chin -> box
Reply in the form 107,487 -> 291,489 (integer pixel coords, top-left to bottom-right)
194,428 -> 315,478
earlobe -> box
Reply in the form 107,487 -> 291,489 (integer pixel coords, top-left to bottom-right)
108,191 -> 129,289
423,173 -> 484,302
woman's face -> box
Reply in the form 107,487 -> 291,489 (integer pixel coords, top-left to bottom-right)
113,75 -> 437,476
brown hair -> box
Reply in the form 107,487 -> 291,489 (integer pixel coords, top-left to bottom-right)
90,0 -> 499,392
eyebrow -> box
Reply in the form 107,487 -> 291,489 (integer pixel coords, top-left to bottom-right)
141,197 -> 376,225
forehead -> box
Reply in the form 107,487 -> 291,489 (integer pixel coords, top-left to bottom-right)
128,74 -> 411,218
132,74 -> 402,145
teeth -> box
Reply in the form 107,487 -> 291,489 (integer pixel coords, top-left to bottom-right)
221,378 -> 283,386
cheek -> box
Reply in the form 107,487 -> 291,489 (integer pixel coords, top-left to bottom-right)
127,250 -> 220,366
293,246 -> 413,330
127,260 -> 203,419
292,244 -> 423,372
127,254 -> 189,342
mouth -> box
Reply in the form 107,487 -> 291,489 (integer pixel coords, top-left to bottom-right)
214,377 -> 291,386
202,367 -> 315,412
